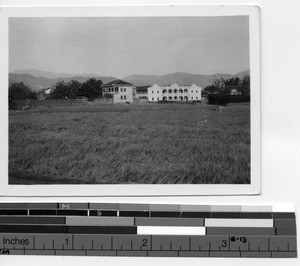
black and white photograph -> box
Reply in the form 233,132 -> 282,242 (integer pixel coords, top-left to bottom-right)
1,6 -> 260,195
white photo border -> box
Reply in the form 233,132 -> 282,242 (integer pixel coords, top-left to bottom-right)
0,5 -> 261,196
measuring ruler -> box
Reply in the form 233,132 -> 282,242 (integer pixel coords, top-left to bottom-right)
0,203 -> 297,258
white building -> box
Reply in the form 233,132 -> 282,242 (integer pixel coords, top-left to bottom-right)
102,79 -> 134,103
148,84 -> 202,102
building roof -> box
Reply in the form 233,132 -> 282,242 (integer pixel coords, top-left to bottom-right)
102,79 -> 133,87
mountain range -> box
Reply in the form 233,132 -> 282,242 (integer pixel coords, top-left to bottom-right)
123,70 -> 250,88
9,69 -> 250,92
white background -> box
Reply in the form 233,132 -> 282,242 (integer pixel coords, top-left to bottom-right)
0,0 -> 300,265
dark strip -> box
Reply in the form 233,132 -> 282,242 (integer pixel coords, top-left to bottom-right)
241,212 -> 272,219
89,203 -> 119,210
0,216 -> 65,224
276,227 -> 297,236
57,210 -> 87,216
181,212 -> 211,218
67,226 -> 137,234
0,203 -> 28,209
27,203 -> 58,209
150,212 -> 180,218
273,213 -> 295,219
29,209 -> 57,216
0,210 -> 28,216
206,227 -> 275,235
0,224 -> 67,233
211,212 -> 240,218
89,210 -> 117,217
119,211 -> 149,217
274,219 -> 296,228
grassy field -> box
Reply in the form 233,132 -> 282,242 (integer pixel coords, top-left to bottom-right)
9,103 -> 250,184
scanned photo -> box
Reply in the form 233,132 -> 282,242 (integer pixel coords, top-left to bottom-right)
8,15 -> 253,186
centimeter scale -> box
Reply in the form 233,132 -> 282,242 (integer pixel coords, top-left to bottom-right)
0,203 -> 297,258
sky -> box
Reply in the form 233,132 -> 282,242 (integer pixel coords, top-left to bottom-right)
9,16 -> 249,78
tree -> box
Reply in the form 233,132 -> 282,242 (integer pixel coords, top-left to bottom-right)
48,78 -> 103,100
9,82 -> 37,109
239,75 -> 250,97
48,80 -> 69,99
78,78 -> 103,100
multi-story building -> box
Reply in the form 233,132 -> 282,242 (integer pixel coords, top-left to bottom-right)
102,79 -> 134,103
148,84 -> 202,102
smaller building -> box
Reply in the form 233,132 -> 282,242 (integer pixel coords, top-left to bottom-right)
102,79 -> 134,104
135,86 -> 150,100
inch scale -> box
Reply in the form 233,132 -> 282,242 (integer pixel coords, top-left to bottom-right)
0,203 -> 297,258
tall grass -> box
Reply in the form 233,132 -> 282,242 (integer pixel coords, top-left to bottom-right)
9,103 -> 250,184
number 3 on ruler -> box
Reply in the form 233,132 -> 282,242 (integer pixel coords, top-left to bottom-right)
222,240 -> 227,247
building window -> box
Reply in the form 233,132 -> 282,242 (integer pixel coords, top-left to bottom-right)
168,89 -> 172,93
124,88 -> 126,92
120,88 -> 123,92
152,98 -> 154,100
179,89 -> 183,93
157,91 -> 159,93
174,89 -> 177,93
196,97 -> 198,99
174,96 -> 177,100
184,89 -> 188,93
192,97 -> 193,99
191,90 -> 193,93
121,96 -> 123,100
196,90 -> 198,93
152,91 -> 154,94
163,89 -> 167,94
157,97 -> 159,100
124,95 -> 126,100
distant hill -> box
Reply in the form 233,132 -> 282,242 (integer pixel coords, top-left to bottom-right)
124,70 -> 250,88
11,69 -> 101,79
9,73 -> 117,92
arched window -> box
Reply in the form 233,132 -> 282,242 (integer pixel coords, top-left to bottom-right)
174,96 -> 177,100
162,89 -> 167,94
174,89 -> 177,93
168,89 -> 172,93
179,89 -> 183,93
184,89 -> 188,93
169,96 -> 172,100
